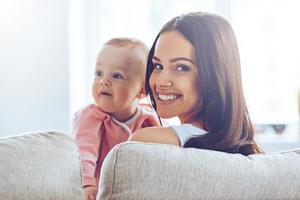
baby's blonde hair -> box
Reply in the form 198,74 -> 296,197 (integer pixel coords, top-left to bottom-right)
104,37 -> 149,79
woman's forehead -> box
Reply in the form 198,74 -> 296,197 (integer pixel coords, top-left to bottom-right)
154,31 -> 195,62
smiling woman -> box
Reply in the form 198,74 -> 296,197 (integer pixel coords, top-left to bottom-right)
129,12 -> 264,155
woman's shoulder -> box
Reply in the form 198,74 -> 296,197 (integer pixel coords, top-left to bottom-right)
168,123 -> 207,147
170,123 -> 207,135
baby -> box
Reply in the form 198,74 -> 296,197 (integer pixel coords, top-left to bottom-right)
72,38 -> 160,200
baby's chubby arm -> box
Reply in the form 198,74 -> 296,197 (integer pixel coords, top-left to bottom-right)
72,105 -> 104,189
128,126 -> 180,146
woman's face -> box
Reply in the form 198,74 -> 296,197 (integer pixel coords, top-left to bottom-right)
150,31 -> 202,123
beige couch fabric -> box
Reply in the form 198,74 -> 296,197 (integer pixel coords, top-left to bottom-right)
0,131 -> 84,200
98,142 -> 300,200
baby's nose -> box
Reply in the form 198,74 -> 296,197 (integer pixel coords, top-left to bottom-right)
99,77 -> 111,86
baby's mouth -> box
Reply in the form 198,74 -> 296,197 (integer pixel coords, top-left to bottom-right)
100,91 -> 112,96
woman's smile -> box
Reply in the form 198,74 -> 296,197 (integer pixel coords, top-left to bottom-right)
155,92 -> 182,103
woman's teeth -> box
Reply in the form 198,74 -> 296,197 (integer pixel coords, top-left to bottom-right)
158,94 -> 179,101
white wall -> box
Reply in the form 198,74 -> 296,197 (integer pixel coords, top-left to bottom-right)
68,0 -> 101,118
0,0 -> 69,136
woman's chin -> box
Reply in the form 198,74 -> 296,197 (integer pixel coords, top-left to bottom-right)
157,111 -> 176,119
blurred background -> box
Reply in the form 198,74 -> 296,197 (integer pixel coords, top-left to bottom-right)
0,0 -> 299,151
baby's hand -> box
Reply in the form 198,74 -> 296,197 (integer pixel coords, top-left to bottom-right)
84,185 -> 97,200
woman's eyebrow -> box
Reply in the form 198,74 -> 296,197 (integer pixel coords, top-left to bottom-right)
152,56 -> 160,61
170,57 -> 195,65
153,56 -> 196,65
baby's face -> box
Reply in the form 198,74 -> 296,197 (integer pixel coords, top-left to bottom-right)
92,45 -> 145,116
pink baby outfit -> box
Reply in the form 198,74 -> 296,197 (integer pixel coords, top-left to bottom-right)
72,104 -> 159,189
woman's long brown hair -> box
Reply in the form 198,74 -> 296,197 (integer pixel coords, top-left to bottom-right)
145,12 -> 263,155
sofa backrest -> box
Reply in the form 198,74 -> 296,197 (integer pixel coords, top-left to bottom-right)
0,131 -> 84,200
98,142 -> 300,200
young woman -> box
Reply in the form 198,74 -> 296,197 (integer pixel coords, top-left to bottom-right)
129,12 -> 263,155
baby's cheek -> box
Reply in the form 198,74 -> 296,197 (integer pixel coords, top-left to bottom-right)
91,85 -> 98,99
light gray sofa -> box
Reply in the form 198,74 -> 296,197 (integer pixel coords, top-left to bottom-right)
1,131 -> 299,200
0,131 -> 84,200
98,142 -> 300,200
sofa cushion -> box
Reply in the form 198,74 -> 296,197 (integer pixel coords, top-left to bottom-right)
98,142 -> 300,200
0,131 -> 84,200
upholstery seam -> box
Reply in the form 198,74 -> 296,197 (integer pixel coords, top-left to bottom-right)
110,145 -> 120,199
73,136 -> 85,198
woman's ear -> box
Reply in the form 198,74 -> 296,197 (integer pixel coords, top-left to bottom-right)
136,84 -> 146,99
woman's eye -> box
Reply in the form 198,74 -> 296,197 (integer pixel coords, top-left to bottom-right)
95,70 -> 102,77
176,64 -> 190,71
112,73 -> 124,80
153,63 -> 163,71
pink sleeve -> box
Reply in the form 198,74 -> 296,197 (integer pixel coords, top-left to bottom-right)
136,103 -> 161,128
141,115 -> 160,128
72,106 -> 104,188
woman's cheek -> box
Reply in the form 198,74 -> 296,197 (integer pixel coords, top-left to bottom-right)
149,74 -> 156,91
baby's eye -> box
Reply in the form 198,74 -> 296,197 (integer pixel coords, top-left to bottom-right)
153,63 -> 163,71
176,64 -> 190,71
95,70 -> 102,77
112,73 -> 124,80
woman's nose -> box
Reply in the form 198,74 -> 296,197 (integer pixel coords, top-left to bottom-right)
156,71 -> 173,88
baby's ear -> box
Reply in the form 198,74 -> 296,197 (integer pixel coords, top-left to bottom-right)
137,84 -> 146,99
